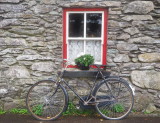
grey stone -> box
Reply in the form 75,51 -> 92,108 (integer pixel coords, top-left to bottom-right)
0,0 -> 21,3
4,65 -> 30,78
23,49 -> 38,55
108,20 -> 120,27
0,19 -> 18,28
117,43 -> 138,51
117,33 -> 130,40
9,27 -> 45,36
4,102 -> 16,110
60,1 -> 121,7
131,70 -> 160,90
2,58 -> 17,65
124,27 -> 139,35
129,36 -> 156,44
145,103 -> 157,113
156,0 -> 160,4
31,41 -> 47,47
0,38 -> 27,46
122,15 -> 153,21
33,5 -> 54,14
0,4 -> 26,12
0,48 -> 22,55
16,55 -> 54,61
41,0 -> 56,4
123,63 -> 141,70
31,62 -> 55,72
124,1 -> 154,14
138,53 -> 160,62
0,88 -> 8,96
113,54 -> 130,63
134,92 -> 153,111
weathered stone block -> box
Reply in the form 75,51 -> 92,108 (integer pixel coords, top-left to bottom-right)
9,27 -> 45,36
2,58 -> 17,65
113,54 -> 130,62
0,48 -> 22,55
33,5 -> 54,14
0,0 -> 21,3
145,103 -> 157,113
16,55 -> 54,61
4,65 -> 30,78
0,4 -> 26,12
0,38 -> 27,46
41,0 -> 56,4
131,70 -> 160,90
138,53 -> 160,62
117,43 -> 138,51
124,27 -> 139,35
117,33 -> 130,40
0,19 -> 18,28
129,36 -> 156,44
122,15 -> 153,21
31,62 -> 55,72
124,1 -> 154,14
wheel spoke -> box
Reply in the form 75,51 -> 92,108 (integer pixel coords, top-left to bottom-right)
95,79 -> 134,120
26,80 -> 67,121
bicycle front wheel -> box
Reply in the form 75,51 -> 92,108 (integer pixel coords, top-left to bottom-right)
94,78 -> 134,120
26,80 -> 68,121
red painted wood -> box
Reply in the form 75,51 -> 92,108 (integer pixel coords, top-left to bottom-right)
63,9 -> 67,59
102,9 -> 108,65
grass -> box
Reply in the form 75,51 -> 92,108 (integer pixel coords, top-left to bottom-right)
112,104 -> 125,113
0,109 -> 6,115
62,102 -> 95,116
9,108 -> 29,114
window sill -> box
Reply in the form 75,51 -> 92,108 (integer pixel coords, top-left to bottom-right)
62,70 -> 110,78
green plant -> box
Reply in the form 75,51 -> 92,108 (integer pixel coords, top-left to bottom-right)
9,108 -> 28,114
75,54 -> 94,68
0,109 -> 6,115
63,102 -> 94,116
112,104 -> 125,113
32,104 -> 43,116
144,111 -> 151,114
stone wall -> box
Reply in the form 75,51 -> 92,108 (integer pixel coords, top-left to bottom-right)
0,0 -> 160,112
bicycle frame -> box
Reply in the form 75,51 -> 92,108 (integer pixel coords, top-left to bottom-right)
57,69 -> 111,105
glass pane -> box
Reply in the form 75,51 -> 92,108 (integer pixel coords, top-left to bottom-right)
69,13 -> 84,37
86,13 -> 102,37
85,40 -> 101,63
68,40 -> 84,63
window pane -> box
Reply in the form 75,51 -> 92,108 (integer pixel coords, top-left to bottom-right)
86,13 -> 102,37
85,40 -> 101,63
69,13 -> 84,37
68,40 -> 84,62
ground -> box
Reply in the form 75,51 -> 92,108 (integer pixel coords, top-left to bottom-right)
0,114 -> 160,123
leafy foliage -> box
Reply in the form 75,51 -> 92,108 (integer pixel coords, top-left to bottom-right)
63,102 -> 94,116
75,54 -> 94,67
0,109 -> 6,115
112,104 -> 125,113
9,108 -> 28,114
32,104 -> 43,116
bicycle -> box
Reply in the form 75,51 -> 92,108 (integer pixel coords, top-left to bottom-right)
26,59 -> 134,120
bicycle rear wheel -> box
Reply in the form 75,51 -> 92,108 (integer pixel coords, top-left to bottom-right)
26,80 -> 68,121
94,78 -> 134,120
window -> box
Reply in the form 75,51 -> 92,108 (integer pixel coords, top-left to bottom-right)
63,8 -> 108,66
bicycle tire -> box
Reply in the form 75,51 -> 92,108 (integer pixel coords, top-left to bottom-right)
26,80 -> 68,121
93,77 -> 134,120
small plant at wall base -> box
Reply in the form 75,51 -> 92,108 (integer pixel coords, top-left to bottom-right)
75,54 -> 94,70
0,109 -> 6,115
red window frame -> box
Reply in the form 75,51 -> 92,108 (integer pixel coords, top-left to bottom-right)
63,8 -> 108,67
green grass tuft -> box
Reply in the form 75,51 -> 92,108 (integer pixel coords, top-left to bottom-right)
62,102 -> 95,116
